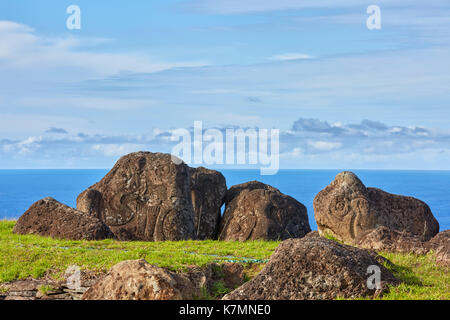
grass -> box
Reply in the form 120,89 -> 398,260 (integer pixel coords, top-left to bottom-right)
38,284 -> 56,295
379,251 -> 449,300
0,220 -> 448,300
0,220 -> 277,283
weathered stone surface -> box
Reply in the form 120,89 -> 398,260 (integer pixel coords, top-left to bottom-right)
2,270 -> 106,301
7,279 -> 47,298
314,172 -> 439,243
223,237 -> 399,300
82,259 -> 199,300
77,152 -> 196,241
427,230 -> 449,267
426,230 -> 450,250
186,262 -> 245,295
304,230 -> 321,239
190,167 -> 226,240
355,226 -> 428,255
13,197 -> 114,240
434,245 -> 449,267
221,263 -> 244,289
356,228 -> 449,267
219,181 -> 311,241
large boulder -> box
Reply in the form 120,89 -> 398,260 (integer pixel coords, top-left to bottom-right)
82,260 -> 245,300
314,172 -> 439,244
76,152 -> 196,241
223,237 -> 399,300
82,260 -> 199,300
189,167 -> 226,240
13,197 -> 114,240
218,181 -> 311,241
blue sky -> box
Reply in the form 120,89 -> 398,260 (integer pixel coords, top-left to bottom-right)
0,0 -> 449,169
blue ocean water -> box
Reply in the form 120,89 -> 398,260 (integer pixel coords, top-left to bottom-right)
0,169 -> 449,230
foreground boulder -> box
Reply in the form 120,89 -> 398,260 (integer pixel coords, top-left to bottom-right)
218,181 -> 311,241
223,237 -> 399,300
82,260 -> 198,300
82,260 -> 245,300
77,152 -> 196,241
314,172 -> 439,243
190,167 -> 227,240
13,197 -> 114,240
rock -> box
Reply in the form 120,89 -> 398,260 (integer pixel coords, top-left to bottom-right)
77,152 -> 196,241
82,259 -> 199,300
223,237 -> 399,300
304,230 -> 321,239
189,167 -> 227,240
219,181 -> 311,241
13,197 -> 114,240
221,263 -> 245,289
6,279 -> 46,299
427,230 -> 449,267
355,228 -> 449,266
434,245 -> 449,267
314,171 -> 439,243
426,230 -> 450,250
185,262 -> 245,296
354,226 -> 428,255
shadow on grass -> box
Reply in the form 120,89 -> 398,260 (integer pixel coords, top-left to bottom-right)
383,259 -> 423,287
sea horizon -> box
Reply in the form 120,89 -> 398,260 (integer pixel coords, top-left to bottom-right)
1,169 -> 449,231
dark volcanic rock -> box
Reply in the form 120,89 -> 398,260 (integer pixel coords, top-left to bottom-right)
13,197 -> 114,240
223,237 -> 399,300
314,171 -> 439,243
218,181 -> 311,241
189,167 -> 226,240
77,152 -> 196,241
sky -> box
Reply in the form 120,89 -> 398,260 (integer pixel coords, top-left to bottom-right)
0,0 -> 449,169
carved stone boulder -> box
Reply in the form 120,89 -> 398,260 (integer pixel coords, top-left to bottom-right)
82,260 -> 199,300
189,167 -> 226,240
223,237 -> 399,300
13,197 -> 114,240
219,181 -> 311,241
314,172 -> 439,243
77,152 -> 196,241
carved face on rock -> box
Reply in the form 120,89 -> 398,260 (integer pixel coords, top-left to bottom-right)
314,171 -> 440,243
314,172 -> 376,243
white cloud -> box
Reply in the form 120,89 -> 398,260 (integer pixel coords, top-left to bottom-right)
0,20 -> 209,77
92,144 -> 146,157
269,53 -> 314,61
186,0 -> 448,14
307,140 -> 342,151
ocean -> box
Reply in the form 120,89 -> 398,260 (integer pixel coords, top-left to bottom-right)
0,169 -> 449,231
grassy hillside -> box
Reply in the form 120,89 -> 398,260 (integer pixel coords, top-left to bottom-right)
0,220 -> 448,300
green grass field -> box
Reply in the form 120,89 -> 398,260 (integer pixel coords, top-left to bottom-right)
0,220 -> 448,300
